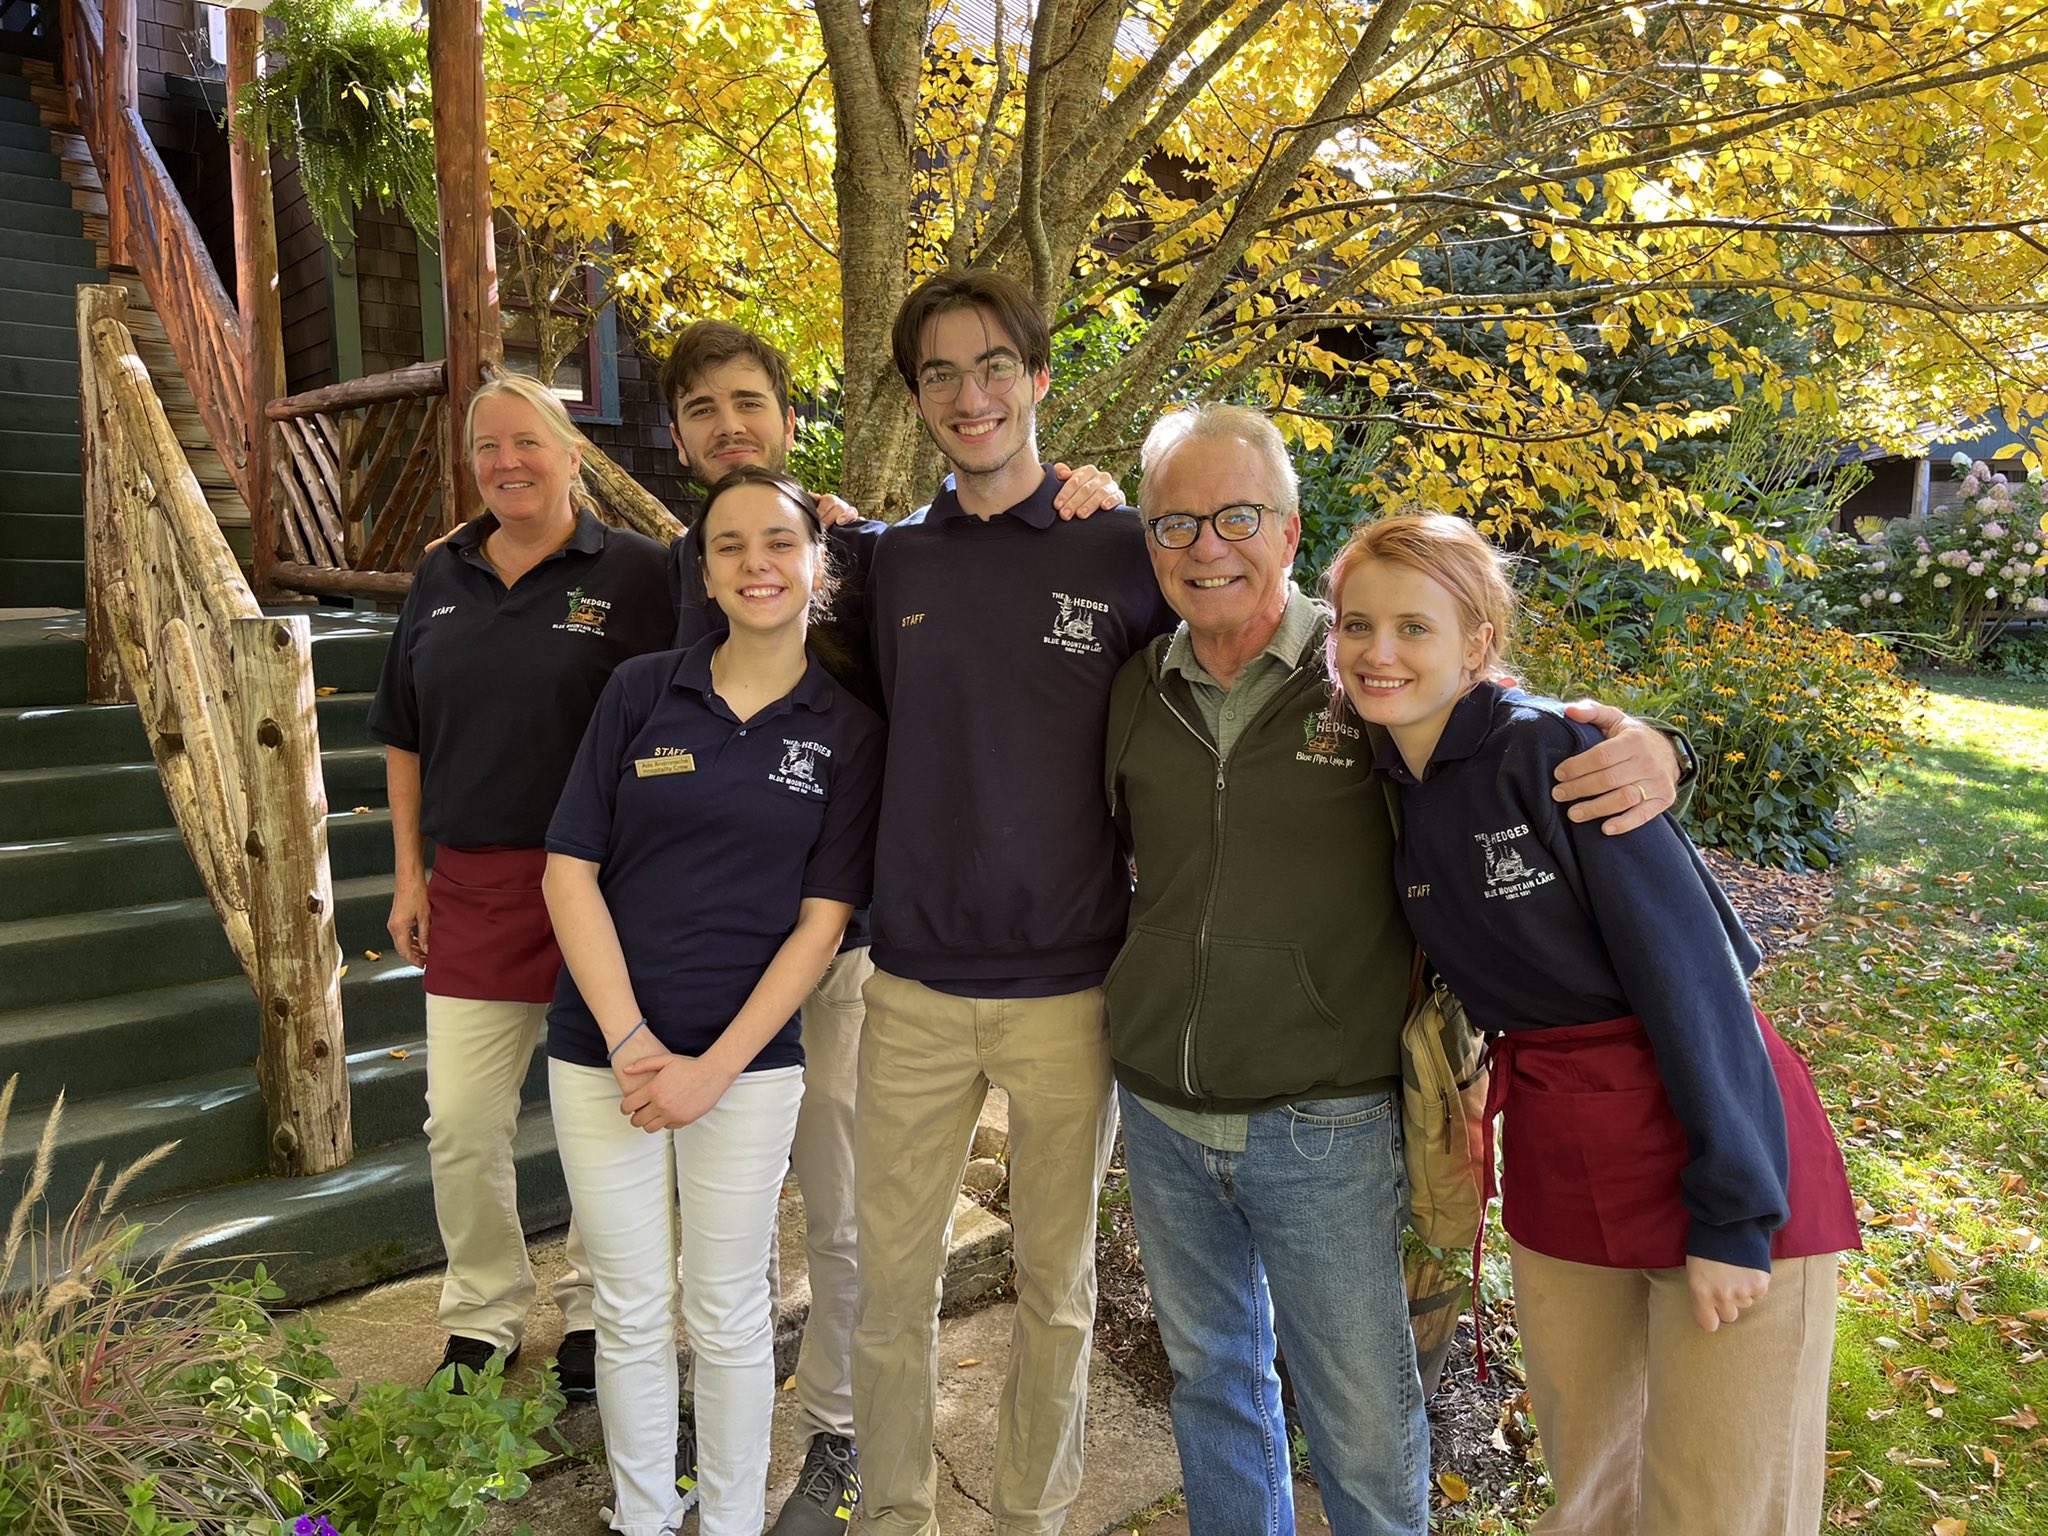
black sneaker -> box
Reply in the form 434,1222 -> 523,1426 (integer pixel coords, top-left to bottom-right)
675,1395 -> 700,1515
768,1432 -> 859,1534
432,1334 -> 518,1394
555,1329 -> 597,1400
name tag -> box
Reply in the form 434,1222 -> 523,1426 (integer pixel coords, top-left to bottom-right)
634,753 -> 695,777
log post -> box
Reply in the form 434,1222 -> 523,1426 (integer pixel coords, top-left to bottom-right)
227,7 -> 286,599
233,614 -> 353,1176
103,0 -> 137,266
79,285 -> 131,703
427,0 -> 500,527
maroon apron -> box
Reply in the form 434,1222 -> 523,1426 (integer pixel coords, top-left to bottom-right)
423,846 -> 563,1004
1484,1011 -> 1861,1269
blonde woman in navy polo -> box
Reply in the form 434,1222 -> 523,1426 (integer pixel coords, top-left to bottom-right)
367,373 -> 676,1395
1328,514 -> 1857,1536
542,467 -> 884,1536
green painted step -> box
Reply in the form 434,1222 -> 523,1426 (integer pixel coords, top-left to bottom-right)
0,251 -> 101,293
0,691 -> 374,770
0,387 -> 78,430
0,556 -> 82,607
0,614 -> 83,704
0,117 -> 56,152
0,68 -> 33,100
0,316 -> 79,359
0,427 -> 79,471
0,466 -> 81,514
0,1031 -> 506,1217
0,352 -> 79,394
122,1106 -> 569,1306
0,143 -> 56,179
0,613 -> 397,708
0,224 -> 94,268
0,947 -> 426,1106
0,198 -> 84,240
0,284 -> 82,332
0,871 -> 397,1012
0,169 -> 69,208
0,804 -> 397,919
0,744 -> 385,839
0,510 -> 79,562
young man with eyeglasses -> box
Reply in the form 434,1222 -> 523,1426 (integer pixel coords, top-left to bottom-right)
851,269 -> 1176,1536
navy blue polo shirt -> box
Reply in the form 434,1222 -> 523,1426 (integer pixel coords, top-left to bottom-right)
1382,682 -> 1790,1268
543,639 -> 885,1071
668,519 -> 886,952
367,509 -> 676,848
866,469 -> 1178,995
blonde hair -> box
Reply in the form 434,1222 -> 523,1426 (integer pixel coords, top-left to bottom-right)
464,371 -> 595,512
1324,511 -> 1517,679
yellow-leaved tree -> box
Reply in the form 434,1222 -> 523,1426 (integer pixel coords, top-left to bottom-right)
488,0 -> 2048,552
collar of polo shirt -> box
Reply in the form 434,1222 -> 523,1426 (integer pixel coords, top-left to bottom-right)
449,506 -> 610,568
664,636 -> 841,717
1375,678 -> 1507,784
926,468 -> 1064,529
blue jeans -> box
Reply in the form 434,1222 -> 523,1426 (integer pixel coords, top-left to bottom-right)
1118,1086 -> 1428,1536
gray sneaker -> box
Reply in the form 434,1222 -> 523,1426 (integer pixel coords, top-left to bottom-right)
675,1395 -> 700,1515
768,1432 -> 859,1533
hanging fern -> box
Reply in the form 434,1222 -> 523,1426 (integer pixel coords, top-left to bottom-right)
232,0 -> 440,247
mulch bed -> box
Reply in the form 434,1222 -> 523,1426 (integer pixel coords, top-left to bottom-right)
1091,848 -> 1838,1512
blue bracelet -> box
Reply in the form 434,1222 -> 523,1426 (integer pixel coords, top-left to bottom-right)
607,1020 -> 649,1062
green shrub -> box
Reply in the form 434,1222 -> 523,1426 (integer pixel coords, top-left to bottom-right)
0,1080 -> 561,1535
1518,601 -> 1922,869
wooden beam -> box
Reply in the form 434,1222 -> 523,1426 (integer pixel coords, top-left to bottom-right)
103,0 -> 137,266
427,0 -> 500,526
271,561 -> 415,599
234,615 -> 354,1176
78,284 -> 131,705
267,361 -> 448,418
227,9 -> 286,599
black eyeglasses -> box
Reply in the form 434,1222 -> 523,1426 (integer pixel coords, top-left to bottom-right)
916,355 -> 1025,402
1145,503 -> 1266,550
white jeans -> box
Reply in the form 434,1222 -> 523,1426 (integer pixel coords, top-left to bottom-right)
551,1057 -> 804,1536
424,995 -> 593,1346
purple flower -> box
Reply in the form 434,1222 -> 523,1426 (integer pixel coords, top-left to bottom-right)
294,1518 -> 341,1536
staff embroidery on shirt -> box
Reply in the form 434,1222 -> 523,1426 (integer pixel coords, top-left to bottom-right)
1044,592 -> 1107,655
557,587 -> 612,636
1296,706 -> 1359,766
430,604 -> 457,618
771,738 -> 831,796
1474,825 -> 1557,900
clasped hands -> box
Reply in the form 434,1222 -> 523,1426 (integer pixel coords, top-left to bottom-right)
608,1031 -> 735,1133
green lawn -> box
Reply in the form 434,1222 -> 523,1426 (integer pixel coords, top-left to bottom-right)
1438,675 -> 2048,1535
1756,675 -> 2048,1535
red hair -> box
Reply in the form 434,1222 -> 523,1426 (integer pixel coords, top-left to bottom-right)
1324,512 -> 1517,682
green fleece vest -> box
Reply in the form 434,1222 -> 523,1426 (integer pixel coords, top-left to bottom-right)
1105,627 -> 1412,1114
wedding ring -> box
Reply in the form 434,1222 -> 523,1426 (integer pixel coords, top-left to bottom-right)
1631,782 -> 1648,806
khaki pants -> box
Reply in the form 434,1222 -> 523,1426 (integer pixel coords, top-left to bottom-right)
1511,1241 -> 1839,1536
786,944 -> 871,1442
852,971 -> 1116,1536
425,995 -> 593,1349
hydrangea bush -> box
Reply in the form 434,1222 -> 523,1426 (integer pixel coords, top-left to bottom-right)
1820,456 -> 2048,662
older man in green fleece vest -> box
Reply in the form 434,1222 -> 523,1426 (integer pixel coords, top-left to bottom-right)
1102,403 -> 1684,1536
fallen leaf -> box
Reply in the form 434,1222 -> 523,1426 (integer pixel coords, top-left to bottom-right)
782,1375 -> 796,1391
955,1357 -> 981,1368
365,949 -> 381,960
1929,1374 -> 1959,1395
389,1048 -> 409,1059
1929,1250 -> 1960,1283
353,805 -> 371,814
1436,1471 -> 1471,1503
316,686 -> 337,696
1990,1406 -> 2039,1429
338,965 -> 348,979
1932,1519 -> 1968,1536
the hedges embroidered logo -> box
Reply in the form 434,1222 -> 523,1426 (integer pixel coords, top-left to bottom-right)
771,738 -> 830,796
1475,825 -> 1556,900
1044,592 -> 1107,654
558,587 -> 612,636
1296,706 -> 1358,766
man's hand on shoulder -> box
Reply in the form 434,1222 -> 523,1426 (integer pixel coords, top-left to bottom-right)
1552,700 -> 1682,835
817,493 -> 863,528
1050,463 -> 1126,520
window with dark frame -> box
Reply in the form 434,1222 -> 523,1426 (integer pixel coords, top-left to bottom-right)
501,262 -> 607,419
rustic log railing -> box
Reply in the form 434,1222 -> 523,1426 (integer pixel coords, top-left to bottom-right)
59,0 -> 255,518
266,363 -> 685,602
78,284 -> 352,1178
